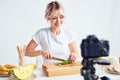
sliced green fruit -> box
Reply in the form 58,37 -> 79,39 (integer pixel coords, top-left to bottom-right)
11,64 -> 34,80
56,60 -> 72,66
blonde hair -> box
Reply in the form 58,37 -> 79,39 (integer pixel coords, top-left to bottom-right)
44,1 -> 64,20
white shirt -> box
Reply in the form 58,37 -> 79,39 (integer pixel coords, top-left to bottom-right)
32,27 -> 76,63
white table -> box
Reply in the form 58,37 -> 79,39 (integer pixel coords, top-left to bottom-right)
0,65 -> 120,80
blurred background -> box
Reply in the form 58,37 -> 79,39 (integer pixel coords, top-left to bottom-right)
0,0 -> 120,65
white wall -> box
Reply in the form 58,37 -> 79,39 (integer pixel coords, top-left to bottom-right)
0,0 -> 120,65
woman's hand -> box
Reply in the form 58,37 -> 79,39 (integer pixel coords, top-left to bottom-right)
68,52 -> 78,62
68,41 -> 79,62
41,50 -> 52,59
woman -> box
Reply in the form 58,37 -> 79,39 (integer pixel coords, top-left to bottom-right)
25,1 -> 79,63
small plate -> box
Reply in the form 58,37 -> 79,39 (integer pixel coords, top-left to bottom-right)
9,74 -> 36,80
105,64 -> 120,75
0,74 -> 10,77
105,68 -> 120,75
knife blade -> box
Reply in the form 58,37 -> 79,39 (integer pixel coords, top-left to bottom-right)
52,57 -> 65,61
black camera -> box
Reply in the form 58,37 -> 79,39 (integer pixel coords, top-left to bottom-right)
81,35 -> 109,58
80,35 -> 110,80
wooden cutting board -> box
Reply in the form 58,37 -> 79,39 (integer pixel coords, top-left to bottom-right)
42,61 -> 82,77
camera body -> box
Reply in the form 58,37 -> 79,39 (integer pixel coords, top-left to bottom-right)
81,35 -> 109,59
80,35 -> 110,80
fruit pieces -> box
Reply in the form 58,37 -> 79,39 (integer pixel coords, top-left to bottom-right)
56,60 -> 72,66
0,63 -> 36,77
0,70 -> 9,75
0,65 -> 9,71
33,64 -> 37,70
0,64 -> 17,75
4,64 -> 17,69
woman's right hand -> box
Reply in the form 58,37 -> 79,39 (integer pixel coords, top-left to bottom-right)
41,50 -> 52,59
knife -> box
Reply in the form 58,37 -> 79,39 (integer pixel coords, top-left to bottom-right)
52,57 -> 65,61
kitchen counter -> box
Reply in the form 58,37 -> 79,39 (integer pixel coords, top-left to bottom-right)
0,65 -> 120,80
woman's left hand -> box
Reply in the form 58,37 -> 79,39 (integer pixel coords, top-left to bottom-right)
68,52 -> 78,62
